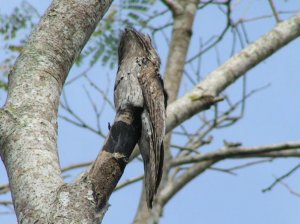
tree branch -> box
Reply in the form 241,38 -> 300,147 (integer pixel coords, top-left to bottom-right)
172,141 -> 300,166
85,28 -> 162,213
262,163 -> 300,193
164,0 -> 198,103
159,160 -> 216,205
166,12 -> 300,133
161,0 -> 183,16
115,175 -> 144,192
134,0 -> 199,222
268,0 -> 281,23
0,0 -> 113,223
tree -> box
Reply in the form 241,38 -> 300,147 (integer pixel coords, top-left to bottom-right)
1,0 -> 300,223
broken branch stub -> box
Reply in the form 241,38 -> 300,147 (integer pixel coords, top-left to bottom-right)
88,28 -> 166,209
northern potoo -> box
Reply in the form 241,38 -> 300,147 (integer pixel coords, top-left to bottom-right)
115,28 -> 167,208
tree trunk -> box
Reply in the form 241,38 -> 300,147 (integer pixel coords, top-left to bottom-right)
0,0 -> 114,223
0,1 -> 166,222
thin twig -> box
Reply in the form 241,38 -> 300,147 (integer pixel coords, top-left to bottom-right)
0,184 -> 10,195
268,0 -> 281,23
171,144 -> 200,154
114,175 -> 144,192
65,67 -> 92,85
226,159 -> 273,171
1,162 -> 94,196
186,0 -> 232,63
62,161 -> 92,172
262,163 -> 300,193
84,74 -> 114,110
279,180 -> 300,198
59,114 -> 105,137
0,201 -> 13,206
209,166 -> 237,176
173,141 -> 300,166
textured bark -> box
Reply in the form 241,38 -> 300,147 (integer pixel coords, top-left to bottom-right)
0,0 -> 112,223
157,11 -> 300,216
159,160 -> 216,205
1,0 -> 300,222
87,54 -> 146,209
166,12 -> 300,133
134,11 -> 300,224
163,0 -> 197,103
50,28 -> 163,223
1,7 -> 164,221
158,13 -> 300,219
134,0 -> 198,222
87,28 -> 164,216
160,141 -> 300,205
172,141 -> 300,166
88,109 -> 142,210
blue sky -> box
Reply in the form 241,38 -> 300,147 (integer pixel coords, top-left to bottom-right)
1,1 -> 300,223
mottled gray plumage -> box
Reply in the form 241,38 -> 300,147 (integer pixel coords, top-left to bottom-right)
117,28 -> 167,208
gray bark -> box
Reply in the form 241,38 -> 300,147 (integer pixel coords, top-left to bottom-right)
166,12 -> 300,133
134,11 -> 300,224
1,0 -> 300,223
87,29 -> 162,210
0,2 -> 164,222
0,0 -> 113,223
134,1 -> 199,222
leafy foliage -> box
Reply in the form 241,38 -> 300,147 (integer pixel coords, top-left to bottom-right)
0,0 -> 158,91
76,0 -> 157,69
0,2 -> 38,40
0,1 -> 40,90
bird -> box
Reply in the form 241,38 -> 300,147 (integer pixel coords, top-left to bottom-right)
116,28 -> 167,208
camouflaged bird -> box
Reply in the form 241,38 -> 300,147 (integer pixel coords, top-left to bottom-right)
116,28 -> 167,208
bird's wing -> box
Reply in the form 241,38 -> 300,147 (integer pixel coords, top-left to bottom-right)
137,65 -> 166,208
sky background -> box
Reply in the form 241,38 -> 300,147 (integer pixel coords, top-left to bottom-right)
1,0 -> 300,223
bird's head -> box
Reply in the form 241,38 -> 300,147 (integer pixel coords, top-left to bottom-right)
118,28 -> 160,67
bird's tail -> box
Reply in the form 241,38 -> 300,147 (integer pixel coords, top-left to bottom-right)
138,111 -> 164,208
